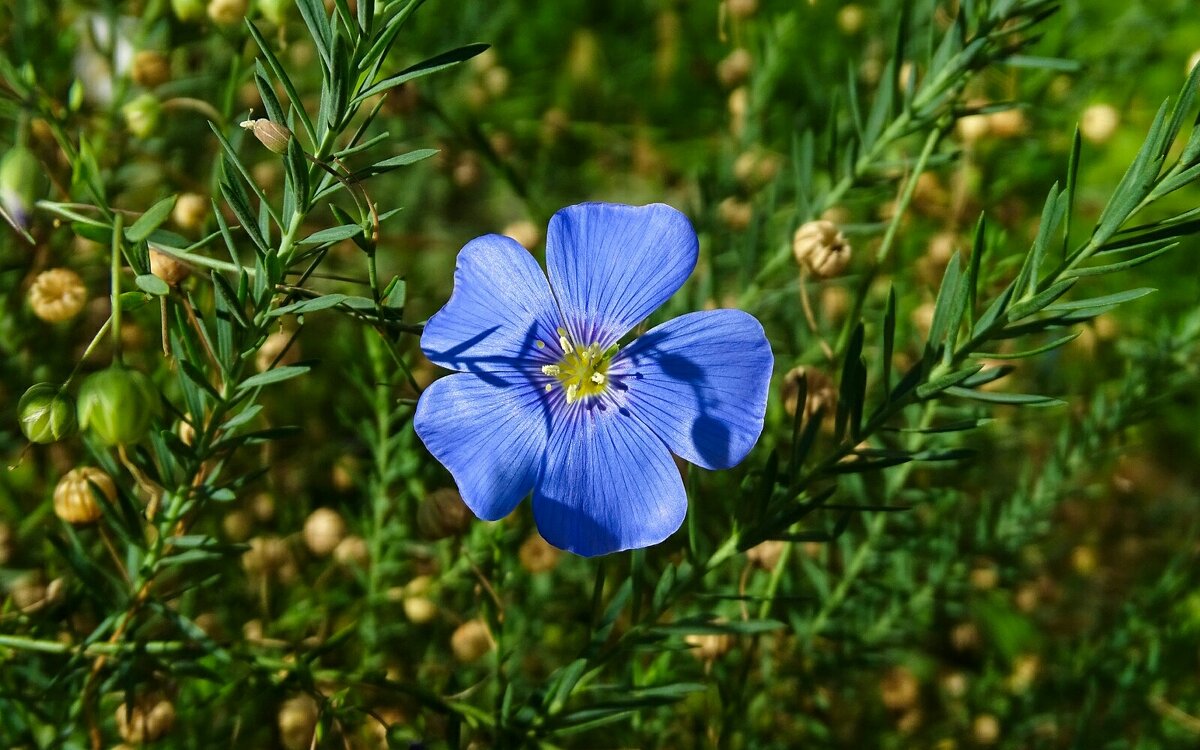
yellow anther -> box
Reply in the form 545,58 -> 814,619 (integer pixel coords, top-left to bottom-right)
541,365 -> 561,376
590,372 -> 606,385
565,384 -> 579,403
541,328 -> 614,404
535,340 -> 545,349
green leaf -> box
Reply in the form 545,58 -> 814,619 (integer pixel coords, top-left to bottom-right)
355,43 -> 491,104
237,365 -> 312,391
1043,288 -> 1156,312
135,274 -> 170,296
246,22 -> 317,143
350,148 -> 439,180
944,386 -> 1064,406
269,294 -> 351,317
126,196 -> 177,243
972,330 -> 1082,359
299,224 -> 364,246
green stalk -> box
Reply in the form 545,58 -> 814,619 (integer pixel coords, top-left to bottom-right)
110,214 -> 124,365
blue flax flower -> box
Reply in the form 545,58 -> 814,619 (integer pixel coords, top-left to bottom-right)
415,202 -> 773,556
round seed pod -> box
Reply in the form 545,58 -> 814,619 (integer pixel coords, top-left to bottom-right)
717,48 -> 752,88
207,0 -> 248,26
502,220 -> 541,250
77,366 -> 159,446
518,534 -> 561,574
131,50 -> 171,88
417,488 -> 472,540
303,508 -> 347,557
972,714 -> 1000,745
451,619 -> 493,663
242,536 -> 291,578
18,383 -> 77,444
718,196 -> 752,230
333,535 -> 369,568
172,192 -> 208,231
171,0 -> 206,21
403,595 -> 438,624
780,366 -> 836,423
880,666 -> 920,711
122,93 -> 162,139
1081,103 -> 1120,144
792,220 -> 851,279
115,696 -> 176,744
149,250 -> 190,286
726,0 -> 758,19
745,540 -> 786,571
54,467 -> 116,525
28,268 -> 87,323
278,695 -> 318,750
685,633 -> 732,662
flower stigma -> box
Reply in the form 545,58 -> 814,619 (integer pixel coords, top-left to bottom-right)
539,327 -> 614,403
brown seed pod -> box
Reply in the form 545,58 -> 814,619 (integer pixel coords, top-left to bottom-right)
792,220 -> 851,279
303,507 -> 347,557
115,695 -> 176,744
417,488 -> 473,540
239,117 -> 292,154
53,467 -> 116,525
149,250 -> 190,286
451,619 -> 494,663
518,533 -> 561,574
28,268 -> 87,323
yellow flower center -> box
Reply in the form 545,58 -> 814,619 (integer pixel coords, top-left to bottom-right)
539,327 -> 612,404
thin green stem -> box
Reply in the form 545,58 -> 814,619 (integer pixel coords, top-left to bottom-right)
110,214 -> 123,365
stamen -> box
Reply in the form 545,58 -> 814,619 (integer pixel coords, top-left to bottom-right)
559,335 -> 573,354
565,384 -> 579,403
535,340 -> 545,349
541,364 -> 561,376
590,372 -> 606,385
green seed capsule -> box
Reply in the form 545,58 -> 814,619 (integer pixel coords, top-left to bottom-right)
17,383 -> 77,444
77,367 -> 159,446
0,146 -> 42,229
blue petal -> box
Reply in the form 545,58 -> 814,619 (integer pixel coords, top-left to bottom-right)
546,203 -> 698,348
414,371 -> 550,521
611,309 -> 772,470
421,234 -> 563,375
532,401 -> 687,557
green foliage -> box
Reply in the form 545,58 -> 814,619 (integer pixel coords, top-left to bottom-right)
2,0 -> 1200,748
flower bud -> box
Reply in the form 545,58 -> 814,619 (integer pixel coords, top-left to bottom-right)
54,467 -> 117,525
116,695 -> 176,744
132,50 -> 171,88
303,507 -> 346,557
122,93 -> 163,139
171,0 -> 206,21
18,383 -> 77,444
28,268 -> 87,323
239,118 -> 292,155
792,220 -> 851,278
208,0 -> 249,26
417,488 -> 472,540
149,249 -> 190,286
451,619 -> 493,663
0,145 -> 42,229
172,192 -> 208,231
77,366 -> 159,446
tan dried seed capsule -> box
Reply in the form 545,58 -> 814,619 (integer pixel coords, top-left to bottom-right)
131,50 -> 171,88
303,507 -> 347,557
277,695 -> 318,750
115,696 -> 176,744
792,220 -> 851,278
518,533 -> 561,574
451,619 -> 494,663
685,632 -> 733,662
417,488 -> 473,539
28,268 -> 87,323
54,467 -> 116,525
333,535 -> 369,568
149,250 -> 190,286
208,0 -> 249,26
172,192 -> 208,231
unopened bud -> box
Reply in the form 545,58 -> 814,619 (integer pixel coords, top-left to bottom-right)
792,220 -> 851,278
417,488 -> 472,539
0,146 -> 42,229
54,467 -> 117,525
28,268 -> 87,323
18,383 -> 77,444
240,118 -> 292,155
